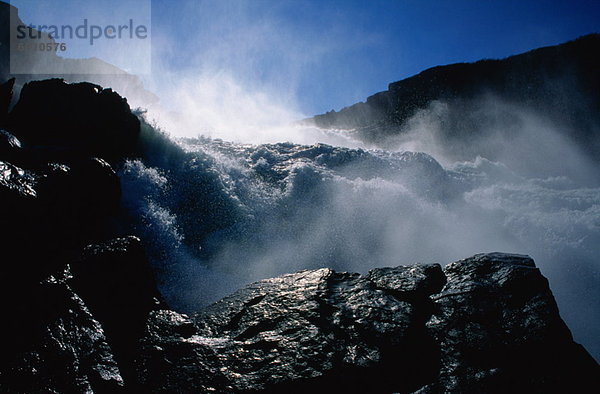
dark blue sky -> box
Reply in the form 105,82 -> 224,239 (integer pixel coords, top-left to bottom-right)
149,0 -> 600,115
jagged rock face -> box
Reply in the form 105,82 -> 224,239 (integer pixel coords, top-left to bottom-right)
0,81 -> 126,278
0,277 -> 124,393
136,254 -> 598,393
6,78 -> 140,165
0,159 -> 36,200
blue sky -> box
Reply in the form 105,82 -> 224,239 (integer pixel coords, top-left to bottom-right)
10,0 -> 600,115
149,0 -> 600,115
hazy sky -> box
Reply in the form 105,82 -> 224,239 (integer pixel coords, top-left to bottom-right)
10,0 -> 600,115
150,0 -> 600,115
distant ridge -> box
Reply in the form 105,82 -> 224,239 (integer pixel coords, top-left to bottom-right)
308,34 -> 600,161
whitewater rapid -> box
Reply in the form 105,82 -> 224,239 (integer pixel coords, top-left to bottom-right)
117,119 -> 599,360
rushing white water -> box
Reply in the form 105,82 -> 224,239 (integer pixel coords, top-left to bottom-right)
117,106 -> 599,360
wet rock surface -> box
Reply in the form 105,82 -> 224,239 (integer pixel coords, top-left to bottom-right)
421,253 -> 599,393
137,255 -> 598,393
138,266 -> 444,393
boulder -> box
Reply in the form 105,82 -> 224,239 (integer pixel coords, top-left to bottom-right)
135,254 -> 598,392
35,157 -> 122,222
31,157 -> 121,249
6,78 -> 140,165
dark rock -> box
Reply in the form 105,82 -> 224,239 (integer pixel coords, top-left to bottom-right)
136,310 -> 231,393
135,254 -> 597,392
0,277 -> 124,393
421,253 -> 599,393
6,78 -> 140,165
366,263 -> 447,299
0,160 -> 39,270
28,157 -> 122,254
70,236 -> 165,386
0,157 -> 122,281
36,157 -> 122,220
138,265 -> 445,393
0,78 -> 14,127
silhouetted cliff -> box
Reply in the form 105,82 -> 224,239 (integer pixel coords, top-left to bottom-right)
309,34 -> 600,163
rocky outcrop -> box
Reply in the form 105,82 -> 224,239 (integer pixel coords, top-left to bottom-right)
0,157 -> 160,389
138,265 -> 443,393
422,253 -> 598,393
0,77 -> 159,391
0,156 -> 123,280
137,254 -> 598,393
0,79 -> 135,281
